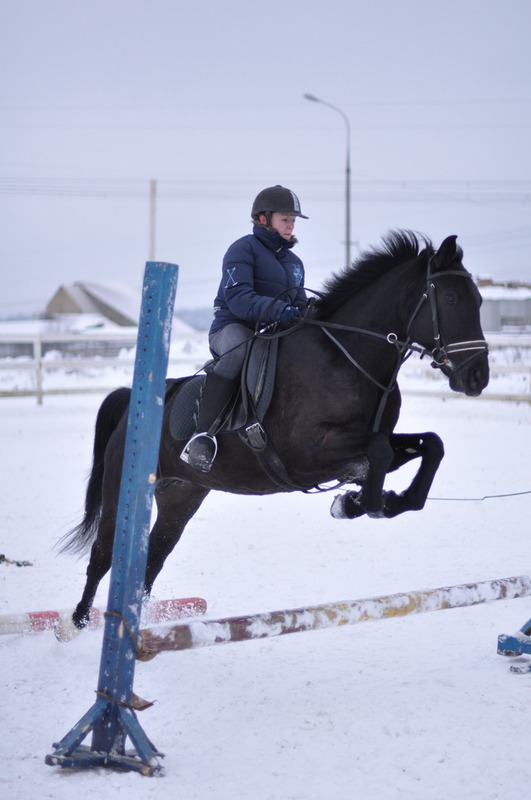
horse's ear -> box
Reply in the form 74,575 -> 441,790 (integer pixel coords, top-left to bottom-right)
433,235 -> 458,270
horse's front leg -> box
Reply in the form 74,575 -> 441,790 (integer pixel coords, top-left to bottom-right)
332,433 -> 394,519
330,431 -> 444,520
361,432 -> 396,516
380,431 -> 444,518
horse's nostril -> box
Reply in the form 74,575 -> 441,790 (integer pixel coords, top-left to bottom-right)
470,363 -> 489,393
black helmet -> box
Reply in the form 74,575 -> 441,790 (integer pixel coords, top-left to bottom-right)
251,185 -> 309,219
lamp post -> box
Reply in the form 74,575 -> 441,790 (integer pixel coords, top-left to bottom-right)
304,93 -> 352,269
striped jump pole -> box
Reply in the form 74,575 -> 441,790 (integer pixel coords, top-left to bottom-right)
0,597 -> 207,636
137,575 -> 531,660
45,261 -> 178,777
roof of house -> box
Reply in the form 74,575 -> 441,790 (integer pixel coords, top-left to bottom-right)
45,281 -> 197,333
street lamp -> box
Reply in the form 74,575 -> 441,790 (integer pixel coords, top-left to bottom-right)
304,93 -> 352,269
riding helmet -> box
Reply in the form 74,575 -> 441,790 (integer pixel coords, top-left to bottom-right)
251,185 -> 309,219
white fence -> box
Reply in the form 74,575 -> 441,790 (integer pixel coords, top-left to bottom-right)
0,330 -> 530,405
0,330 -> 209,404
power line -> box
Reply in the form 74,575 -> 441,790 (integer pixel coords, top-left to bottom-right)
1,177 -> 531,205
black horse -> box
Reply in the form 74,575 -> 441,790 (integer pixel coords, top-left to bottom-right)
61,230 -> 489,630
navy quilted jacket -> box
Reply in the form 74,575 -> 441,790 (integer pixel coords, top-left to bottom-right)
210,225 -> 307,334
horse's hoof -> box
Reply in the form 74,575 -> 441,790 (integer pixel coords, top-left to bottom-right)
381,489 -> 401,518
330,492 -> 365,519
54,613 -> 83,642
330,494 -> 345,518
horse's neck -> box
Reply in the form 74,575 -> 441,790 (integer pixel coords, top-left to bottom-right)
329,289 -> 405,338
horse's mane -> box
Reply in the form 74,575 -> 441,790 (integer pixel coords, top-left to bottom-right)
313,229 -> 434,320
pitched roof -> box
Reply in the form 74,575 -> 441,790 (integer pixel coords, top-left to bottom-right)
45,281 -> 196,333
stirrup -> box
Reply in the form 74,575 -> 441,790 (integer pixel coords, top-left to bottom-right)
180,432 -> 218,472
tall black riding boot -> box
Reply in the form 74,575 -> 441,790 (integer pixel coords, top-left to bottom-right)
180,373 -> 238,472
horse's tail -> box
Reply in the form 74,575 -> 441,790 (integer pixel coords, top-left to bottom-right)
58,387 -> 131,555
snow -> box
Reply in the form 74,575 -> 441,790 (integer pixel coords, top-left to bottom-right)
1,372 -> 531,797
0,309 -> 197,337
480,285 -> 531,301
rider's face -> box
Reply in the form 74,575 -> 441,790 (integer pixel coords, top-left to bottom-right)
268,212 -> 297,240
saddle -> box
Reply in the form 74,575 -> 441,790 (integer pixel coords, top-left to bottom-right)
168,334 -> 278,452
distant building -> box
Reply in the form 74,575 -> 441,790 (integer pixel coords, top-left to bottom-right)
477,278 -> 531,332
45,281 -> 196,334
0,281 -> 201,358
46,281 -> 150,326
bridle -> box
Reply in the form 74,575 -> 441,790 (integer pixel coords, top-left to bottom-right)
411,255 -> 489,376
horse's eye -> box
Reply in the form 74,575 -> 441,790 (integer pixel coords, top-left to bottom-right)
442,291 -> 457,305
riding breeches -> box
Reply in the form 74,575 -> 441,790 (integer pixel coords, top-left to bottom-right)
208,323 -> 253,380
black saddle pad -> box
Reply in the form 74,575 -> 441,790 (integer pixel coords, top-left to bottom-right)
168,376 -> 204,441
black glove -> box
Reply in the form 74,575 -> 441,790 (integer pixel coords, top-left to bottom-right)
279,305 -> 300,325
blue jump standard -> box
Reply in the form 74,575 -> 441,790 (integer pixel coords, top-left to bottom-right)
497,618 -> 531,674
45,261 -> 178,777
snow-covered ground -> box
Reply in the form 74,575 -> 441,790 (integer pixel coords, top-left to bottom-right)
1,363 -> 531,798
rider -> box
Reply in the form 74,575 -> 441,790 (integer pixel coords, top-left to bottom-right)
180,184 -> 309,472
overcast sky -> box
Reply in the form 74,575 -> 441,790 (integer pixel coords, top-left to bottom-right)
1,0 -> 531,316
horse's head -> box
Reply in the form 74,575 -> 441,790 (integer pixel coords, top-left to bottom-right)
408,235 -> 489,397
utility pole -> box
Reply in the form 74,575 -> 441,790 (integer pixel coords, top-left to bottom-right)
149,179 -> 157,262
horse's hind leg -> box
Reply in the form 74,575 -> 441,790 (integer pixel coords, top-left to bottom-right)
144,478 -> 210,595
381,431 -> 444,517
65,472 -> 206,637
70,479 -> 209,627
71,512 -> 117,628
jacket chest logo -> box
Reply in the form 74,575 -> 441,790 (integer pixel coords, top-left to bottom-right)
292,264 -> 303,286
